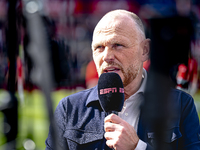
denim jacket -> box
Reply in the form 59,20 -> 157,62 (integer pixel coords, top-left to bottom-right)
45,86 -> 200,150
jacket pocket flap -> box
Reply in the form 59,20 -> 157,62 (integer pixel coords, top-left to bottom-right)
147,127 -> 182,143
64,129 -> 104,144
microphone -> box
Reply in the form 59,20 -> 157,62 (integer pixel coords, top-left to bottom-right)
98,72 -> 124,115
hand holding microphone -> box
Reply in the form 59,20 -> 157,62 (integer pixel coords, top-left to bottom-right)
104,114 -> 139,150
98,73 -> 139,150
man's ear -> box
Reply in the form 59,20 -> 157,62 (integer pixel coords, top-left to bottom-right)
141,38 -> 151,62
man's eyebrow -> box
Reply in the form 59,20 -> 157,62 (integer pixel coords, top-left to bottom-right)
92,39 -> 125,48
109,38 -> 127,46
110,40 -> 122,44
92,42 -> 102,50
92,43 -> 99,48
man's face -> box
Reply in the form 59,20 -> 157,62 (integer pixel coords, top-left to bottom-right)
92,15 -> 145,87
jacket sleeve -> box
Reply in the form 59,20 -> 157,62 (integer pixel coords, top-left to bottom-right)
45,99 -> 69,150
146,143 -> 154,150
179,93 -> 200,150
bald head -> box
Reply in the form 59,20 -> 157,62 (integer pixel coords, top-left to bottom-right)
93,9 -> 145,42
91,9 -> 150,96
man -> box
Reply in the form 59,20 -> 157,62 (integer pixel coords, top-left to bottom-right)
45,9 -> 200,150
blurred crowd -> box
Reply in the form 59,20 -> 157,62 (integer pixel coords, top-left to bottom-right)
0,0 -> 199,94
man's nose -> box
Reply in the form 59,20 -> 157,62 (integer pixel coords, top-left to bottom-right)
102,47 -> 115,63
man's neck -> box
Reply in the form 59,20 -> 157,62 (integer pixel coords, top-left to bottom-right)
124,70 -> 144,100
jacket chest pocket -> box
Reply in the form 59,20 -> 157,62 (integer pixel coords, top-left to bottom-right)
147,127 -> 182,148
64,129 -> 108,150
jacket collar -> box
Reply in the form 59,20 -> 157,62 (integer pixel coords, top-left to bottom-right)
86,86 -> 99,106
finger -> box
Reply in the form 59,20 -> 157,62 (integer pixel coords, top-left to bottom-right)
106,139 -> 115,149
105,132 -> 118,150
104,114 -> 116,123
104,114 -> 123,124
104,122 -> 116,132
104,131 -> 114,140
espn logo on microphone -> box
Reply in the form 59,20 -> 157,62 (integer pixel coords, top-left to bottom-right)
100,87 -> 124,95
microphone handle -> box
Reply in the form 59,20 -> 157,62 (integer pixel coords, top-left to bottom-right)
107,111 -> 118,116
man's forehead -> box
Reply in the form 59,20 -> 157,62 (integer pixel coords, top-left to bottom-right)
94,19 -> 136,38
94,26 -> 123,37
95,15 -> 134,30
92,33 -> 126,45
93,22 -> 137,43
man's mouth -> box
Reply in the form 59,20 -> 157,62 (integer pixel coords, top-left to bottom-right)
103,67 -> 120,73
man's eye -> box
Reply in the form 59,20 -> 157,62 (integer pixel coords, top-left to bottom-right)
95,46 -> 104,50
113,43 -> 123,48
97,46 -> 102,49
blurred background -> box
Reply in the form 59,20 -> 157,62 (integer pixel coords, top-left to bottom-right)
0,0 -> 200,149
